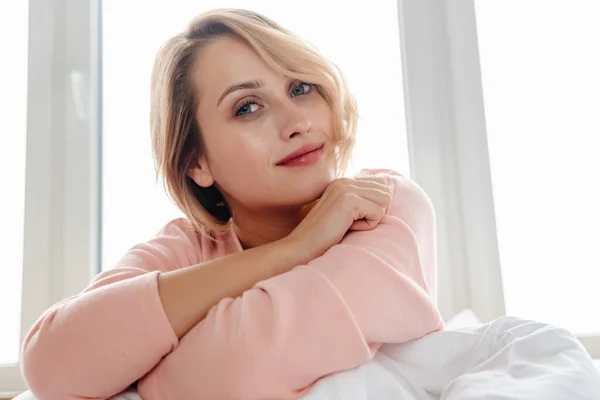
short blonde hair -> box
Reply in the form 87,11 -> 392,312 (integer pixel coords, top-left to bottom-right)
150,8 -> 358,237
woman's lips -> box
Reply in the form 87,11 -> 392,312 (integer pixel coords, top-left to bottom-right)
277,146 -> 324,167
276,143 -> 324,167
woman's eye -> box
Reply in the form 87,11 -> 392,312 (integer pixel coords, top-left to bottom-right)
291,83 -> 312,98
236,102 -> 260,116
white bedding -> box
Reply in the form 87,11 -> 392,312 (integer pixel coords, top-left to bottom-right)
16,316 -> 600,400
302,316 -> 600,399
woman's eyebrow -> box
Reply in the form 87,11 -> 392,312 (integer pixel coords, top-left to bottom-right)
217,79 -> 263,106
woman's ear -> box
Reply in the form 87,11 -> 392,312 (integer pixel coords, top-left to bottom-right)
188,156 -> 215,188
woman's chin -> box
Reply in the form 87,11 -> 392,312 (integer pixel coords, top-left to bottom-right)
290,178 -> 331,205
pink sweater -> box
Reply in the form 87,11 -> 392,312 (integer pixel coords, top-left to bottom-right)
21,169 -> 443,400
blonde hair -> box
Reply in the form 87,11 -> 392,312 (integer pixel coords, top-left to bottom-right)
150,8 -> 358,237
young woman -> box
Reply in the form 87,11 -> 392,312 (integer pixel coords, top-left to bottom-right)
21,8 -> 443,400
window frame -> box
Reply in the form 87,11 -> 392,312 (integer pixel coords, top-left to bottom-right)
409,0 -> 598,357
397,0 -> 505,322
0,0 -> 101,395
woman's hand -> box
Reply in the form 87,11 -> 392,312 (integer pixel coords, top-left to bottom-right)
284,175 -> 393,264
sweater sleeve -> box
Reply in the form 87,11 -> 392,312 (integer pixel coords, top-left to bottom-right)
20,219 -> 202,400
138,170 -> 443,400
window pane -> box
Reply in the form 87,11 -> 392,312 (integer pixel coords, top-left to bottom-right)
101,1 -> 408,270
0,3 -> 28,364
475,1 -> 600,334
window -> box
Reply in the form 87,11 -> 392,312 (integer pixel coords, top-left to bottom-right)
1,2 -> 100,393
474,1 -> 600,335
0,1 -> 29,366
101,0 -> 409,270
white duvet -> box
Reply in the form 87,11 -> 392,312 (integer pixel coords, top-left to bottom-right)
16,316 -> 600,400
301,316 -> 600,400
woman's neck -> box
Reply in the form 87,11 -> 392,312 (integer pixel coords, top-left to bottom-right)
232,201 -> 315,249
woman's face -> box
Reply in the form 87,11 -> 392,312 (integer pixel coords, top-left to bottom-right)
189,34 -> 337,213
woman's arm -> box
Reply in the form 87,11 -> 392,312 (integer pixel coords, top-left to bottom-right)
309,170 -> 442,344
20,220 -> 303,400
138,170 -> 443,400
158,237 -> 303,339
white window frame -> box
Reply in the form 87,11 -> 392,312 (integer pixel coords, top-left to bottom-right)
399,0 -> 598,358
0,0 -> 101,395
397,0 -> 504,322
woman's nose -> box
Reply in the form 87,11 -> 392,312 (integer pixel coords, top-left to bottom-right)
278,101 -> 312,140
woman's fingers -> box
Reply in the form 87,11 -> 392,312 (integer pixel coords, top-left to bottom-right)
325,177 -> 392,209
348,196 -> 386,231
